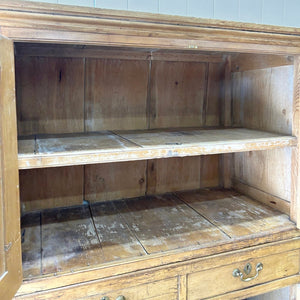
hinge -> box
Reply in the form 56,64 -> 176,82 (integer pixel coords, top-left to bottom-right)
4,242 -> 12,252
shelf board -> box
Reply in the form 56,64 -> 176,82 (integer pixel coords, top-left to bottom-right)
18,128 -> 297,169
21,188 -> 296,279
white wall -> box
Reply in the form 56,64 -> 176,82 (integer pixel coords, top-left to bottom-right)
26,0 -> 300,27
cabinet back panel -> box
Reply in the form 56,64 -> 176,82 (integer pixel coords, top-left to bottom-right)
149,61 -> 207,129
20,155 -> 220,211
19,166 -> 84,212
84,58 -> 149,131
84,161 -> 147,202
16,56 -> 85,136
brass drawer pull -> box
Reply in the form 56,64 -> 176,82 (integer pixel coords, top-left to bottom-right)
233,263 -> 263,282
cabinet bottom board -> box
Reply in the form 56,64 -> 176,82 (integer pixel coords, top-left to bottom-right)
21,188 -> 295,280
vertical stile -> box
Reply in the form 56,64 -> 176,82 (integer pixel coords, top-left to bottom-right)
291,56 -> 300,227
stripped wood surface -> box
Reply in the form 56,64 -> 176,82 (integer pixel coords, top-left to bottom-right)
18,128 -> 297,169
231,53 -> 293,72
115,194 -> 229,253
21,212 -> 41,278
177,189 -> 294,238
85,161 -> 147,202
233,65 -> 293,134
0,34 -> 23,300
149,61 -> 206,128
15,56 -> 85,136
41,205 -> 105,275
234,148 -> 292,202
21,188 -> 297,280
188,250 -> 300,300
85,58 -> 149,131
146,157 -> 201,195
90,201 -> 146,260
19,166 -> 84,212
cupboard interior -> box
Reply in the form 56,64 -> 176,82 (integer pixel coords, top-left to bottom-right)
15,43 -> 297,280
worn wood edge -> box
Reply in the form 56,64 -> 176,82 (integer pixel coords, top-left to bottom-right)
1,0 -> 300,36
3,27 -> 300,55
233,179 -> 291,215
231,53 -> 294,72
291,56 -> 300,228
18,136 -> 297,170
16,234 -> 300,295
209,274 -> 300,300
15,43 -> 224,63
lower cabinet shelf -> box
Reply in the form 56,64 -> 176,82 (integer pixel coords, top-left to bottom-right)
17,188 -> 300,299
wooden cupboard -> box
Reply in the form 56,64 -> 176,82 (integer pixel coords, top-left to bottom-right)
0,1 -> 299,299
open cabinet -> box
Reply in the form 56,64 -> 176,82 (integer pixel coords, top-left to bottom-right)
0,1 -> 300,299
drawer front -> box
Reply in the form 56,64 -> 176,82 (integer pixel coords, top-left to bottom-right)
80,277 -> 178,300
188,249 -> 300,300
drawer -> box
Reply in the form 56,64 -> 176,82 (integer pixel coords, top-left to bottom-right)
187,249 -> 300,300
79,277 -> 178,300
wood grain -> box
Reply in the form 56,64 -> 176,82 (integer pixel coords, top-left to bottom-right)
115,194 -> 229,253
85,58 -> 148,131
178,189 -> 294,238
234,148 -> 292,202
237,66 -> 294,134
90,201 -> 146,261
41,205 -> 104,275
204,63 -> 223,126
149,61 -> 207,128
147,157 -> 201,195
291,56 -> 300,226
85,161 -> 147,202
21,212 -> 41,278
231,53 -> 293,72
16,56 -> 85,136
18,129 -> 296,169
188,250 -> 300,299
0,35 -> 22,300
200,155 -> 220,188
19,166 -> 84,212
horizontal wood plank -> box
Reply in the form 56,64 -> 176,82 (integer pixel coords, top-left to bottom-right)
21,188 -> 297,281
18,128 -> 297,169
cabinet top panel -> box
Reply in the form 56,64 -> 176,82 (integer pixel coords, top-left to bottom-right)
0,1 -> 300,54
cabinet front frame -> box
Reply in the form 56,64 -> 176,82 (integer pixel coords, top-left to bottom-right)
0,1 -> 299,298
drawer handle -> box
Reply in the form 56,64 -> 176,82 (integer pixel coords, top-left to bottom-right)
233,263 -> 263,282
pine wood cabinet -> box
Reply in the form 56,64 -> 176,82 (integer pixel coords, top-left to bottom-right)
0,1 -> 300,299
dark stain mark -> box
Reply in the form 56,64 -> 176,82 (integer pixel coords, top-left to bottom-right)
59,70 -> 62,82
270,201 -> 276,205
175,81 -> 178,86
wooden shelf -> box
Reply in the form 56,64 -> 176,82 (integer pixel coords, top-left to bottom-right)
21,188 -> 296,279
18,128 -> 297,169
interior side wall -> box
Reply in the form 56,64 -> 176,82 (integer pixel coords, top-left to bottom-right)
232,56 -> 294,208
16,46 -> 224,212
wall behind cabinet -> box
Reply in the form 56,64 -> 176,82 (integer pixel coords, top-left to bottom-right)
24,0 -> 300,27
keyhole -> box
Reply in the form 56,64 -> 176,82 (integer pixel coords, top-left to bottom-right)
244,263 -> 252,275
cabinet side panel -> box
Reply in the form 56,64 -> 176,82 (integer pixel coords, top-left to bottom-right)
235,65 -> 293,134
85,58 -> 148,131
16,56 -> 85,136
234,148 -> 291,202
232,65 -> 294,204
19,166 -> 84,212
